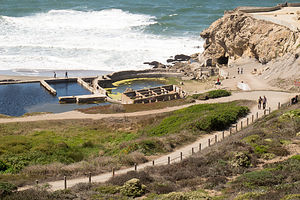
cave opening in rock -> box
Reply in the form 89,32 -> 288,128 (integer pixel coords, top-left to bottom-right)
217,56 -> 229,65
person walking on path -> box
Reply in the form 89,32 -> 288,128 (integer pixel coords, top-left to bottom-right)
258,96 -> 262,109
53,72 -> 56,78
65,71 -> 68,78
263,96 -> 267,110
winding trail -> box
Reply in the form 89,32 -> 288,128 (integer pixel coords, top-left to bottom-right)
14,90 -> 296,191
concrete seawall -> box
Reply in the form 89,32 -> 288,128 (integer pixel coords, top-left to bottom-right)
40,80 -> 57,96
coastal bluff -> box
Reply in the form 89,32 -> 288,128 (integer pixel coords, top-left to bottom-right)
199,10 -> 300,65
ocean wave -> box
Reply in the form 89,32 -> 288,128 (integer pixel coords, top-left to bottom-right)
0,9 -> 203,71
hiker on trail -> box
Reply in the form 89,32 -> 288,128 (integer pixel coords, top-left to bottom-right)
65,71 -> 68,78
237,68 -> 240,74
258,96 -> 262,109
263,96 -> 267,110
53,72 -> 56,78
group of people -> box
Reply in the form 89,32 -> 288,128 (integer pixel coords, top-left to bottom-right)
258,96 -> 267,110
53,71 -> 68,78
238,67 -> 243,74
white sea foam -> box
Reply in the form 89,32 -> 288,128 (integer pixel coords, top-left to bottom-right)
0,9 -> 203,72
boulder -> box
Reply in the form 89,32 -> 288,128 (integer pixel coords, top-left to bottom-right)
200,11 -> 300,65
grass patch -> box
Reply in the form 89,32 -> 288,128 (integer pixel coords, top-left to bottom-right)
146,101 -> 249,136
191,89 -> 231,100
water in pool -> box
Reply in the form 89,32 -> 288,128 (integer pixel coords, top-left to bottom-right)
109,79 -> 165,97
0,82 -> 108,116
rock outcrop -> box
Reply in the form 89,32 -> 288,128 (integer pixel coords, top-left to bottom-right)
200,11 -> 300,65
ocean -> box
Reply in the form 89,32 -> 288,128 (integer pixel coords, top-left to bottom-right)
0,0 -> 298,76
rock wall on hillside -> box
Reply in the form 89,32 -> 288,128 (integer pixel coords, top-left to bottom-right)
200,11 -> 300,65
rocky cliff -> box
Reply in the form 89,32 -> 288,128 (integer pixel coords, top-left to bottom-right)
200,11 -> 300,65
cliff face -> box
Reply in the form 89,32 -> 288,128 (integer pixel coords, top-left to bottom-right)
200,12 -> 300,65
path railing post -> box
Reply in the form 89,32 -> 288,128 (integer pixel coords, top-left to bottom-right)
256,112 -> 258,119
264,109 -> 266,115
152,160 -> 155,166
278,102 -> 281,109
134,163 -> 137,171
64,176 -> 67,190
252,115 -> 254,123
112,168 -> 115,177
236,124 -> 238,132
269,107 -> 271,114
180,152 -> 183,161
192,147 -> 194,155
89,172 -> 91,184
215,135 -> 218,143
229,128 -> 232,135
222,131 -> 225,140
168,156 -> 170,165
199,143 -> 201,151
241,121 -> 243,129
247,118 -> 249,126
208,138 -> 211,147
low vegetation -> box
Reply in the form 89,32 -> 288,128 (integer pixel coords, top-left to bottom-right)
191,89 -> 231,100
0,101 -> 248,187
4,103 -> 297,199
78,98 -> 194,114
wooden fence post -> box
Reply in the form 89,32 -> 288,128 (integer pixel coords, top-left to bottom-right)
278,102 -> 281,109
256,112 -> 258,119
269,107 -> 271,114
222,131 -> 225,139
168,156 -> 170,165
247,118 -> 249,126
134,163 -> 137,171
236,124 -> 238,132
229,128 -> 232,135
89,172 -> 91,184
192,147 -> 194,155
152,160 -> 155,166
208,138 -> 211,147
199,143 -> 201,151
252,115 -> 254,123
215,135 -> 218,143
112,168 -> 115,177
64,176 -> 67,189
264,109 -> 266,115
241,121 -> 243,129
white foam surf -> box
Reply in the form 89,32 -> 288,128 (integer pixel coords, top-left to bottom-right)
0,9 -> 203,72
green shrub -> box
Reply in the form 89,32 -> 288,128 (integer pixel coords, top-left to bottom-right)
290,155 -> 300,161
95,184 -> 121,194
120,178 -> 146,197
82,140 -> 94,148
0,160 -> 8,172
0,182 -> 17,198
191,89 -> 231,100
207,89 -> 231,99
234,169 -> 283,189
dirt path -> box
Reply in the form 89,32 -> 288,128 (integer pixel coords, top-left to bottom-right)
16,90 -> 295,191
